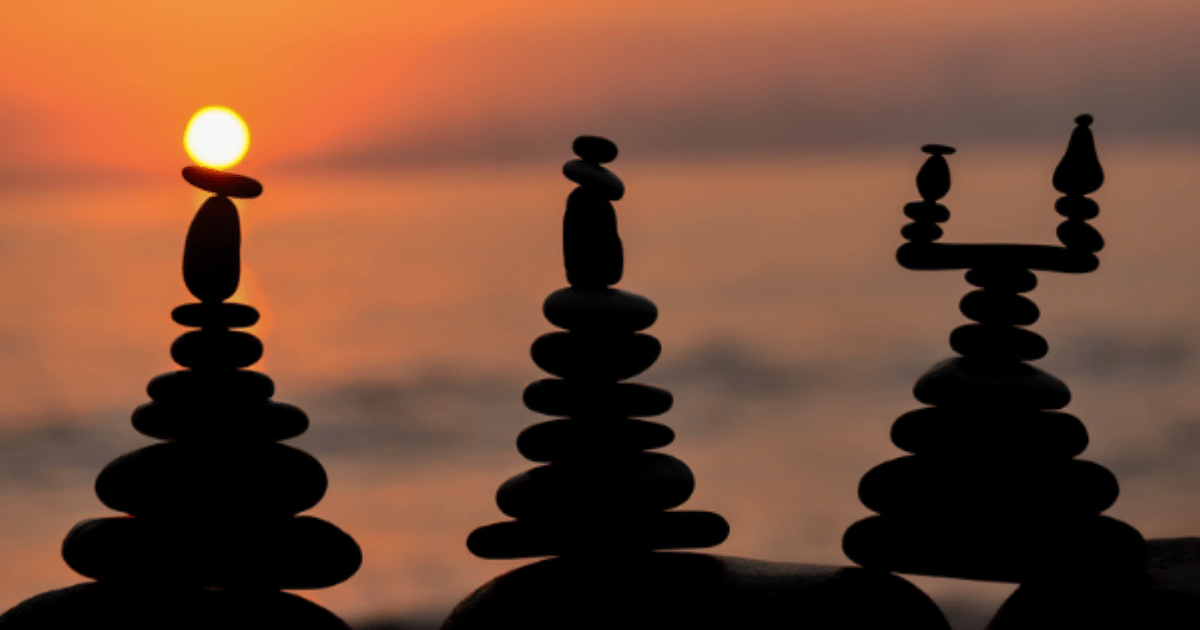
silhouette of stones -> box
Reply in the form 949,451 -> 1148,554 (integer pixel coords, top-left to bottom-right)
464,136 -> 728,562
0,169 -> 358,629
844,115 -> 1146,584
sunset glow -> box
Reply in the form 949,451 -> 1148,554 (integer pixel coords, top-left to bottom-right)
184,106 -> 249,169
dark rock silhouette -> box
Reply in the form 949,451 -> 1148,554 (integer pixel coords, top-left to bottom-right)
444,136 -> 953,630
0,166 -> 360,629
842,115 -> 1147,585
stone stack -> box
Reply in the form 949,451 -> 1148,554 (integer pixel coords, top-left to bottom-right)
466,136 -> 729,559
842,115 -> 1146,584
0,166 -> 360,630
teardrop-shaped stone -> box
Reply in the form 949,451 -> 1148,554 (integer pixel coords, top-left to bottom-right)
1053,114 -> 1104,196
183,196 -> 241,303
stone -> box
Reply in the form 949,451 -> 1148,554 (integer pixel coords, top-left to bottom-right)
495,453 -> 695,519
563,160 -> 625,200
949,324 -> 1049,360
531,332 -> 661,381
442,553 -> 951,630
147,370 -> 274,405
1052,114 -> 1103,196
1057,219 -> 1105,252
959,290 -> 1040,326
523,379 -> 673,417
903,201 -> 951,223
61,516 -> 363,589
131,400 -> 309,441
913,357 -> 1071,410
183,195 -> 241,303
543,287 -> 657,333
182,165 -> 263,199
467,511 -> 730,559
891,407 -> 1088,458
857,456 -> 1120,518
517,418 -> 675,462
1054,196 -> 1100,220
170,330 -> 264,369
95,442 -> 327,517
901,222 -> 943,242
916,153 -> 951,202
0,582 -> 351,630
171,302 -> 260,329
563,188 -> 623,289
965,267 -> 1038,292
572,136 -> 618,164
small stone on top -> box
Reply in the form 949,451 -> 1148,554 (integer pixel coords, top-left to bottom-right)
183,165 -> 263,199
573,136 -> 618,164
921,144 -> 956,156
1075,114 -> 1093,126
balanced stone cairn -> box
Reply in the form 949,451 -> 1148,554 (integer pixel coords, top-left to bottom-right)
842,115 -> 1146,584
0,166 -> 360,630
466,135 -> 730,559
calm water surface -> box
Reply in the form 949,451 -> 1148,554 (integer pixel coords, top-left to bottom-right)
1,142 -> 1199,625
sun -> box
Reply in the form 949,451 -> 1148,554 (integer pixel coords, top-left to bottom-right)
184,106 -> 249,169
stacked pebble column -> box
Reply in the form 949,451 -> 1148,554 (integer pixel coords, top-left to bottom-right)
466,136 -> 729,559
842,116 -> 1146,583
0,166 -> 361,629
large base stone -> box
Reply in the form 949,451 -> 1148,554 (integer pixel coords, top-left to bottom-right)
0,582 -> 349,630
442,552 -> 950,630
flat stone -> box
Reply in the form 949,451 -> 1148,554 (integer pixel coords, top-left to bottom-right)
495,452 -> 695,519
858,456 -> 1119,518
518,418 -> 674,462
172,302 -> 260,328
563,160 -> 625,201
95,442 -> 327,517
903,201 -> 951,222
842,514 -> 1146,583
543,287 -> 657,333
131,400 -> 308,441
900,222 -> 943,242
523,379 -> 673,417
891,407 -> 1088,458
183,195 -> 241,303
443,553 -> 949,629
170,330 -> 263,369
61,515 -> 362,589
913,357 -> 1071,410
531,332 -> 661,381
0,582 -> 351,630
959,291 -> 1040,326
564,188 -> 623,289
466,511 -> 730,559
182,165 -> 263,198
1057,219 -> 1105,252
965,267 -> 1038,293
572,136 -> 618,164
949,324 -> 1049,361
146,369 -> 274,405
1054,196 -> 1100,220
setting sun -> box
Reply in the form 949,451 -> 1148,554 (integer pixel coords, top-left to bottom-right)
184,106 -> 249,169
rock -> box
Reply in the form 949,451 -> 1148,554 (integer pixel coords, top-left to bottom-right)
442,553 -> 950,630
170,330 -> 264,369
959,291 -> 1040,326
913,357 -> 1070,409
857,456 -> 1119,518
0,582 -> 350,630
61,516 -> 363,589
964,267 -> 1038,293
543,287 -> 657,333
563,188 -> 623,289
131,400 -> 309,441
495,453 -> 695,519
1054,196 -> 1100,220
563,160 -> 625,200
183,195 -> 241,303
182,165 -> 263,199
949,324 -> 1049,361
518,418 -> 675,462
890,407 -> 1088,458
531,332 -> 661,381
903,201 -> 951,222
572,136 -> 618,164
901,222 -> 944,242
467,512 -> 730,559
522,379 -> 673,417
1052,114 -> 1103,196
171,302 -> 260,328
146,370 -> 274,404
95,442 -> 327,517
1057,219 -> 1105,252
916,153 -> 951,202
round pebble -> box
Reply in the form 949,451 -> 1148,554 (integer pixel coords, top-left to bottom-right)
494,453 -> 695,519
573,136 -> 618,163
563,160 -> 625,201
949,324 -> 1049,361
171,302 -> 260,329
900,222 -> 943,243
903,202 -> 951,223
182,165 -> 263,198
517,418 -> 675,462
131,400 -> 309,441
1057,219 -> 1105,252
543,288 -> 657,333
522,379 -> 673,417
913,357 -> 1071,410
959,291 -> 1040,326
891,407 -> 1087,458
531,332 -> 661,381
183,196 -> 241,304
147,369 -> 274,404
170,330 -> 264,369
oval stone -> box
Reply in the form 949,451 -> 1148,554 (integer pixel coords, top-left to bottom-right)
518,418 -> 675,462
1057,219 -> 1105,252
523,379 -> 673,417
172,302 -> 260,328
543,287 -> 657,333
891,407 -> 1088,459
903,202 -> 951,223
949,324 -> 1049,361
900,222 -> 943,243
572,135 -> 618,163
495,453 -> 695,519
959,291 -> 1040,326
147,369 -> 274,405
964,268 -> 1038,293
131,400 -> 309,441
913,357 -> 1070,409
183,195 -> 241,303
171,329 -> 264,369
182,165 -> 263,198
1054,196 -> 1100,220
531,332 -> 661,381
563,160 -> 625,200
564,188 -> 623,289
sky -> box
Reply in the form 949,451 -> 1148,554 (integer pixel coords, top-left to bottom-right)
1,0 -> 1198,177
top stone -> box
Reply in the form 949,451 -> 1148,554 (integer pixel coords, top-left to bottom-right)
573,136 -> 618,164
183,166 -> 263,199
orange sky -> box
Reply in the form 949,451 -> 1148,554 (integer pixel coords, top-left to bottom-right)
0,0 -> 1198,175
